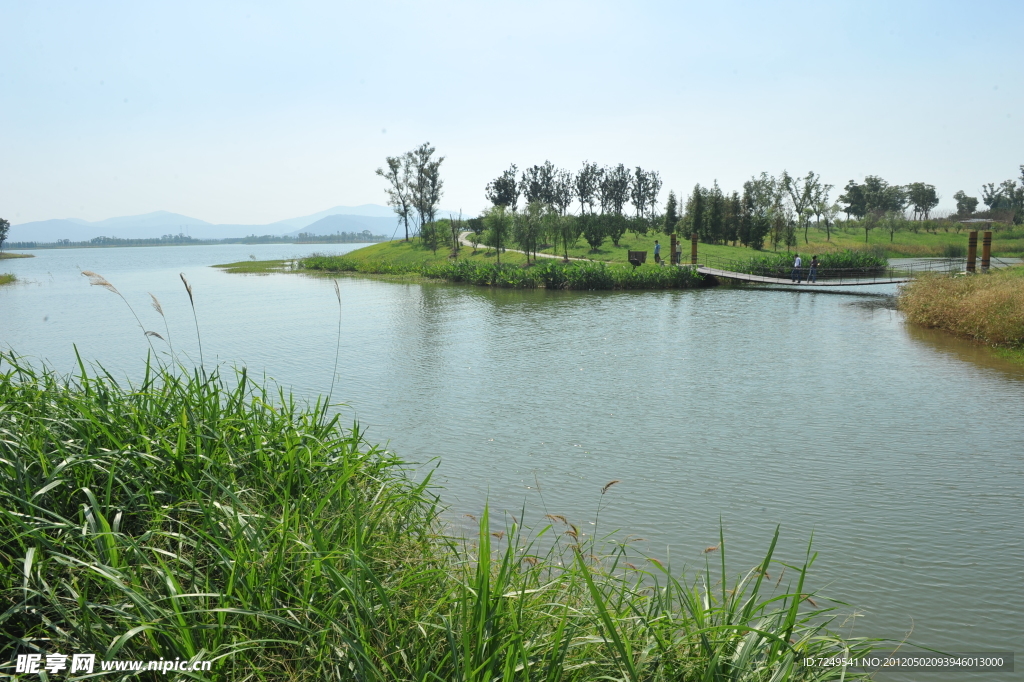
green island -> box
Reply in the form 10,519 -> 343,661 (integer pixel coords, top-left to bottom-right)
1,354 -> 875,680
0,274 -> 15,286
0,252 -> 34,259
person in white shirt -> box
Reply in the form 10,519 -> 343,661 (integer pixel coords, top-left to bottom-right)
791,254 -> 803,283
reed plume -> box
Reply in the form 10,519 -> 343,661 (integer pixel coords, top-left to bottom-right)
82,270 -> 156,354
179,273 -> 203,370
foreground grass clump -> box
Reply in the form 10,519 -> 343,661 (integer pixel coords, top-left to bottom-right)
1,355 -> 872,680
0,273 -> 14,286
899,266 -> 1024,346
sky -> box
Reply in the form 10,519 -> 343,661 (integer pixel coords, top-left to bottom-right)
1,0 -> 1021,225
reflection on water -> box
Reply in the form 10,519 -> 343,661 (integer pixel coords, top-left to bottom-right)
904,324 -> 1024,379
2,246 -> 1023,682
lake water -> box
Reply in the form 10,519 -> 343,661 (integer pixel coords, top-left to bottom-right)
3,244 -> 1023,680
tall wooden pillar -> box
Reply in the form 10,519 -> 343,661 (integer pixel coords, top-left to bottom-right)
691,233 -> 698,265
981,230 -> 992,272
966,231 -> 978,273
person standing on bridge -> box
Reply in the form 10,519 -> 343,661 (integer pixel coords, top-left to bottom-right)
675,239 -> 683,265
809,255 -> 819,283
654,240 -> 661,264
791,254 -> 803,283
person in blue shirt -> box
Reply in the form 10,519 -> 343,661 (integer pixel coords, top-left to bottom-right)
654,240 -> 661,264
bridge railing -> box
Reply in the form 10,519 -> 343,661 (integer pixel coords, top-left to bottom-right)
694,254 -> 964,283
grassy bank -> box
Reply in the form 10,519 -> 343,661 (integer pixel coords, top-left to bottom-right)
0,273 -> 14,286
1,355 -> 873,680
0,252 -> 34,260
301,242 -> 708,290
534,223 -> 1024,262
899,266 -> 1024,349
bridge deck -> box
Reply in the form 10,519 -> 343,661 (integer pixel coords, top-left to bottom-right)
697,266 -> 912,287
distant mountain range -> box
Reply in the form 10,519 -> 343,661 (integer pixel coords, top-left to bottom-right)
6,204 -> 461,244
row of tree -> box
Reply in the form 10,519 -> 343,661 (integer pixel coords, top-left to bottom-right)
486,161 -> 664,220
375,145 -> 1024,255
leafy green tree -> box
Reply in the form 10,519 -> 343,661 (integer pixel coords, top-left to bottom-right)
409,142 -> 445,239
663,191 -> 679,234
686,184 -> 704,243
601,164 -> 632,245
953,190 -> 978,217
467,217 -> 486,250
486,165 -> 520,210
0,217 -> 9,252
724,192 -> 741,244
839,180 -> 866,221
484,205 -> 513,265
376,155 -> 414,240
551,169 -> 574,216
605,213 -> 628,247
521,161 -> 556,205
906,182 -> 939,220
551,213 -> 582,260
861,175 -> 906,214
882,210 -> 904,242
513,201 -> 545,263
742,174 -> 776,250
705,182 -> 724,244
580,214 -> 605,251
575,162 -> 600,216
783,170 -> 820,244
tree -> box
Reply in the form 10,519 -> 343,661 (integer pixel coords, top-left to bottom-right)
581,214 -> 605,251
513,201 -> 545,264
724,192 -> 741,244
467,216 -> 485,250
521,161 -> 556,205
575,162 -> 600,216
629,167 -> 661,220
905,182 -> 939,220
742,174 -> 777,250
486,165 -> 519,210
783,170 -> 821,244
809,178 -> 834,236
484,205 -> 512,265
600,165 -> 632,245
838,180 -> 866,221
953,190 -> 979,218
0,217 -> 9,252
409,142 -> 445,240
376,155 -> 414,240
686,184 -> 704,243
551,169 -> 574,216
550,212 -> 581,261
663,191 -> 679,234
882,210 -> 903,242
861,175 -> 906,214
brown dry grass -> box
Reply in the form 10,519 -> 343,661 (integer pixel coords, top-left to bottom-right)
899,267 -> 1024,346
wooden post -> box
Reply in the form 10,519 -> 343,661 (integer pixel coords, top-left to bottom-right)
691,233 -> 698,265
981,230 -> 992,272
670,234 -> 677,265
966,230 -> 978,273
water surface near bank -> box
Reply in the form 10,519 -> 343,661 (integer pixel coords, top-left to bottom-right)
2,245 -> 1022,681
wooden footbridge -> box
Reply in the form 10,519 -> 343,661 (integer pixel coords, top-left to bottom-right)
694,255 -> 960,287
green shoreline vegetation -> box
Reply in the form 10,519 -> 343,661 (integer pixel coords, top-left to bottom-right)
0,252 -> 34,259
898,266 -> 1024,353
0,273 -> 15,286
1,353 -> 875,680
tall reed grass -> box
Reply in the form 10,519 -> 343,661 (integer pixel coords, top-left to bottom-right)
1,354 -> 875,680
898,267 -> 1024,346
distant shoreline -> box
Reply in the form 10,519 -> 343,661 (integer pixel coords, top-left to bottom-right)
6,238 -> 390,251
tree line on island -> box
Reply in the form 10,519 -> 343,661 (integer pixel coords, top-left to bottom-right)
375,143 -> 1024,262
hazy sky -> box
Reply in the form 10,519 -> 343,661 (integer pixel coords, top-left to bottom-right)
2,0 -> 1021,225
